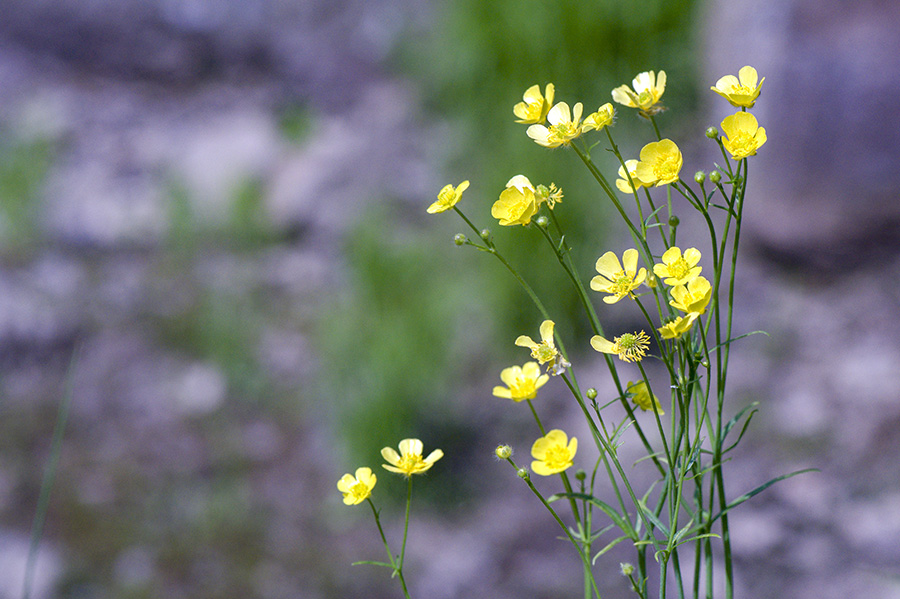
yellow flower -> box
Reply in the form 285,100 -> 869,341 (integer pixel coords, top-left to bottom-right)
492,362 -> 549,402
591,331 -> 651,363
721,112 -> 767,159
337,467 -> 377,505
711,66 -> 764,108
514,83 -> 555,124
492,175 -> 538,226
626,381 -> 664,415
526,102 -> 585,148
515,320 -> 570,376
381,439 -> 444,477
657,313 -> 698,340
531,429 -> 577,476
582,103 -> 615,132
634,139 -> 683,186
427,180 -> 469,214
612,70 -> 666,115
669,276 -> 712,314
653,246 -> 702,286
590,249 -> 647,304
615,160 -> 646,194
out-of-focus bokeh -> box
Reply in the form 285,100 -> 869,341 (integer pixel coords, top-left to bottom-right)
1,0 -> 899,598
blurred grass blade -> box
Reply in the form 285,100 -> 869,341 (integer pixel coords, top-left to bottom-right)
23,343 -> 80,599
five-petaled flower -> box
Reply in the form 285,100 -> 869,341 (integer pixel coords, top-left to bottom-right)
492,362 -> 550,402
531,429 -> 578,476
658,313 -> 699,340
582,103 -> 615,132
428,180 -> 469,214
492,175 -> 539,226
514,83 -> 555,124
721,112 -> 767,160
653,247 -> 702,286
591,249 -> 647,304
634,139 -> 683,186
615,160 -> 646,194
515,320 -> 570,375
591,331 -> 651,363
626,381 -> 664,415
711,66 -> 764,108
612,70 -> 667,116
526,102 -> 585,148
381,439 -> 444,477
669,276 -> 713,314
337,467 -> 377,505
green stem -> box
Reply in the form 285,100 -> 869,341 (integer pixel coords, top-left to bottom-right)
367,498 -> 411,599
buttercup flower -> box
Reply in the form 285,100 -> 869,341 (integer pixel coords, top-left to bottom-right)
658,313 -> 699,340
381,439 -> 444,477
591,331 -> 651,363
492,362 -> 549,402
711,66 -> 764,108
634,139 -> 683,186
669,276 -> 713,314
626,381 -> 664,414
427,180 -> 469,214
653,246 -> 702,286
612,70 -> 666,115
526,102 -> 585,148
591,249 -> 647,304
582,103 -> 615,132
492,175 -> 538,226
515,320 -> 570,375
721,112 -> 767,159
531,429 -> 577,476
336,467 -> 377,505
615,160 -> 646,194
513,83 -> 555,124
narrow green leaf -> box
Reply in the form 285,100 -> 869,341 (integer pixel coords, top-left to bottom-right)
352,560 -> 395,569
592,535 -> 630,564
711,468 -> 819,524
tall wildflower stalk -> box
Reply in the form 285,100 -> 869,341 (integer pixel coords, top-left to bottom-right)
340,65 -> 812,598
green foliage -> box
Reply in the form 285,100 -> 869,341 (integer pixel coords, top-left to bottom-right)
0,136 -> 54,251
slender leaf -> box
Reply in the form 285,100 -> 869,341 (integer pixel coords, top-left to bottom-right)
711,468 -> 819,524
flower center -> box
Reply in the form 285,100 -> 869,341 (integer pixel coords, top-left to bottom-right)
350,481 -> 370,500
653,155 -> 679,180
637,90 -> 654,108
611,272 -> 634,295
543,445 -> 570,470
730,131 -> 755,155
534,344 -> 555,363
398,453 -> 424,473
550,122 -> 578,141
668,257 -> 690,278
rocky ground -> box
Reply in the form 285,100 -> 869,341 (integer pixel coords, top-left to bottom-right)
0,0 -> 899,598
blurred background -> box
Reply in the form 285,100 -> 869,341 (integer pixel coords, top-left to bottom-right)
1,0 -> 899,597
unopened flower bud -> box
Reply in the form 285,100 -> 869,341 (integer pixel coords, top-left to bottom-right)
453,233 -> 467,246
620,562 -> 635,576
480,228 -> 491,241
586,388 -> 598,400
535,216 -> 549,228
668,215 -> 680,227
495,444 -> 512,460
705,126 -> 719,139
517,468 -> 529,480
709,170 -> 722,184
575,469 -> 586,481
694,171 -> 706,184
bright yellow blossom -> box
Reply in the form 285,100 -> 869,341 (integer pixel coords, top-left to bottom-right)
658,313 -> 699,340
669,276 -> 712,314
427,180 -> 469,214
492,175 -> 538,226
653,247 -> 702,286
526,102 -> 585,148
721,112 -> 767,159
612,70 -> 666,115
337,467 -> 377,505
492,362 -> 549,402
515,320 -> 570,376
591,331 -> 651,363
615,160 -> 647,194
513,83 -> 555,124
591,249 -> 647,304
381,439 -> 444,477
582,103 -> 615,132
531,429 -> 577,476
634,139 -> 683,186
711,66 -> 764,108
626,381 -> 664,415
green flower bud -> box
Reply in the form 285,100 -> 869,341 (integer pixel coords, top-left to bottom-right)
480,228 -> 491,241
694,171 -> 706,184
517,468 -> 529,480
586,388 -> 598,400
705,126 -> 719,139
575,469 -> 586,481
494,444 -> 512,460
668,215 -> 680,227
709,170 -> 722,184
535,216 -> 549,228
620,562 -> 635,576
453,233 -> 467,246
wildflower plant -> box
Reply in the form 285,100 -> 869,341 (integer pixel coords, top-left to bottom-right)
341,65 -> 814,599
